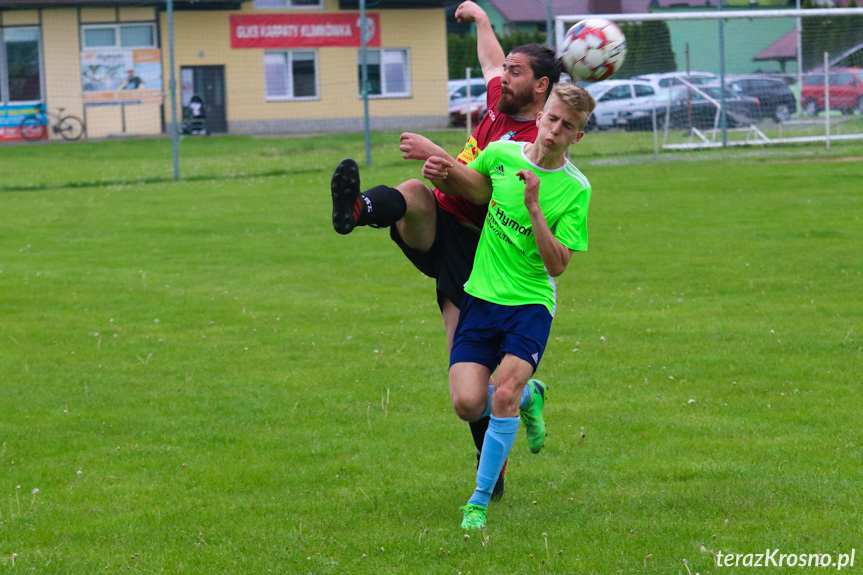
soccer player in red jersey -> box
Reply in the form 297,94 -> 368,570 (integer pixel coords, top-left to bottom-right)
330,1 -> 563,499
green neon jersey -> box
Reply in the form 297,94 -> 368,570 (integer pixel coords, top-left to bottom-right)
465,140 -> 591,316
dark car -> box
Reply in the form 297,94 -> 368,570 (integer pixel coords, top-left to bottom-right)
621,84 -> 761,130
726,75 -> 797,122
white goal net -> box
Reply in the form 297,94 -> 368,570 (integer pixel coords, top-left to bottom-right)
556,7 -> 863,150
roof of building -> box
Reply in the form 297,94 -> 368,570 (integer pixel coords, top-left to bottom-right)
483,0 -> 735,24
0,0 -> 245,8
338,0 -> 446,9
0,0 -> 445,9
484,0 -> 858,24
753,29 -> 797,62
486,0 -> 630,23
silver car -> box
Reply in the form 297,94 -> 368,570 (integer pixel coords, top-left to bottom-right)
633,71 -> 720,92
584,79 -> 658,130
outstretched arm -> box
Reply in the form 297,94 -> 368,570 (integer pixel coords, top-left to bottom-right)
519,170 -> 573,277
423,156 -> 492,205
399,132 -> 454,163
455,1 -> 505,82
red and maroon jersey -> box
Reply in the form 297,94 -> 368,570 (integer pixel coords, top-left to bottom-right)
434,76 -> 539,228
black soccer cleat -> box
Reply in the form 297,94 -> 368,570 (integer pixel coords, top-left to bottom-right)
477,452 -> 507,501
493,459 -> 506,501
331,158 -> 363,235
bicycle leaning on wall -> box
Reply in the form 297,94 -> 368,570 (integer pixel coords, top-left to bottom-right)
19,105 -> 86,142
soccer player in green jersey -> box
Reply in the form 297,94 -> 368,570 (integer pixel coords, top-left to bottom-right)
423,82 -> 596,530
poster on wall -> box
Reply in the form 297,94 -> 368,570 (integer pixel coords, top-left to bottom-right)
0,103 -> 42,141
230,13 -> 381,49
81,48 -> 163,106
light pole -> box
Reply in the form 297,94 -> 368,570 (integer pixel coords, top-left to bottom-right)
167,0 -> 179,179
796,0 -> 803,113
360,0 -> 372,167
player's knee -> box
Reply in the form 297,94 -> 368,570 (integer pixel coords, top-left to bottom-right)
399,178 -> 430,195
450,392 -> 483,421
397,180 -> 434,212
491,377 -> 525,412
491,386 -> 519,411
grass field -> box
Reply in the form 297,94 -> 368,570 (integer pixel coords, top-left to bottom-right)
1,132 -> 862,574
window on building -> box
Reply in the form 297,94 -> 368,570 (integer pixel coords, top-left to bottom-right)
264,51 -> 318,100
82,23 -> 156,49
358,49 -> 410,98
1,27 -> 42,103
83,27 -> 115,48
254,0 -> 322,9
120,25 -> 155,48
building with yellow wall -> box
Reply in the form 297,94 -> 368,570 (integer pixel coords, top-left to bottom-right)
0,0 -> 449,140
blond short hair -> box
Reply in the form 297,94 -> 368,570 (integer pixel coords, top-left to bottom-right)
550,83 -> 597,131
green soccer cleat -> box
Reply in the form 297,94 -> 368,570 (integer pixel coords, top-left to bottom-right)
460,503 -> 488,530
520,379 -> 548,454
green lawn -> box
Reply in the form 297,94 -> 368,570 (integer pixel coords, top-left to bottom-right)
1,133 -> 861,574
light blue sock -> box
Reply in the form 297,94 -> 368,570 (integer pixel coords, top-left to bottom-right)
479,384 -> 530,419
468,415 -> 519,508
480,385 -> 493,419
519,384 -> 532,410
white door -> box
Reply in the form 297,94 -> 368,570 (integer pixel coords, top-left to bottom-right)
630,83 -> 657,113
594,84 -> 634,127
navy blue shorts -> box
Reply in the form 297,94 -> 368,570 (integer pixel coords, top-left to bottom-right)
450,294 -> 553,372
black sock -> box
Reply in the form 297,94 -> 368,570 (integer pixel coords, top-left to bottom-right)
469,416 -> 490,454
357,185 -> 407,228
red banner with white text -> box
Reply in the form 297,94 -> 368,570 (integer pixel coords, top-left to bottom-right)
230,13 -> 381,49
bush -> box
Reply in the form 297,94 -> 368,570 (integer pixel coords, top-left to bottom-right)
447,22 -> 677,81
448,30 -> 547,80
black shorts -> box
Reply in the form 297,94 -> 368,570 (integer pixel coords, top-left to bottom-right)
390,203 -> 480,310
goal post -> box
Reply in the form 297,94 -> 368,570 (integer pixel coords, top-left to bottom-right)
555,7 -> 863,150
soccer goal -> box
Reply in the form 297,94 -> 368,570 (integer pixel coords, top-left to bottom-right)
555,7 -> 863,151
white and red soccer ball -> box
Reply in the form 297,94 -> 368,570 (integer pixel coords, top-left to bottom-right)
560,18 -> 627,82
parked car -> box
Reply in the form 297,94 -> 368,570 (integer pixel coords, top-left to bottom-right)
448,78 -> 488,126
449,95 -> 487,127
448,78 -> 487,103
620,84 -> 761,130
800,67 -> 863,116
725,75 -> 797,122
583,79 -> 657,130
633,71 -> 720,92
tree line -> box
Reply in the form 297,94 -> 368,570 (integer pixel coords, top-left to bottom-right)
802,0 -> 863,70
447,21 -> 676,81
449,3 -> 863,81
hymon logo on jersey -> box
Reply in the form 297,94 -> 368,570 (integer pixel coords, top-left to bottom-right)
498,131 -> 516,141
487,198 -> 533,241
